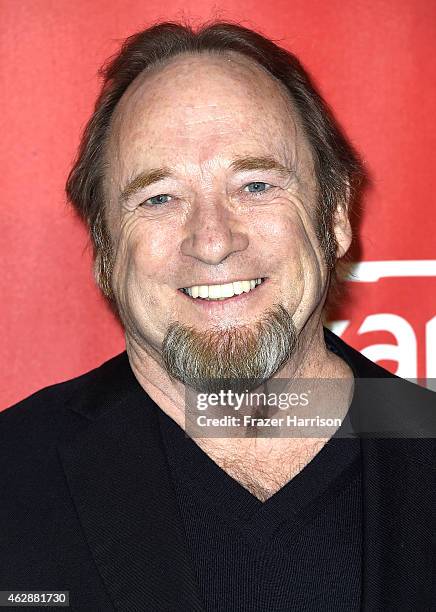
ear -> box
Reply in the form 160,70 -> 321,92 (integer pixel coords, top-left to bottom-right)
333,196 -> 352,259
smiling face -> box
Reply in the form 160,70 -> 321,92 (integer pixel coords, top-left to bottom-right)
103,52 -> 351,391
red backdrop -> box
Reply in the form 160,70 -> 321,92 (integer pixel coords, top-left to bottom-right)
1,0 -> 435,408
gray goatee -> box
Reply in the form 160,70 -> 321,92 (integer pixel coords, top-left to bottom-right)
161,304 -> 297,394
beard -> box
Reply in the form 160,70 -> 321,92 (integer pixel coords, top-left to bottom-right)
161,303 -> 298,395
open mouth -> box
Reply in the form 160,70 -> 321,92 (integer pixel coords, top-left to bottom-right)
179,278 -> 266,301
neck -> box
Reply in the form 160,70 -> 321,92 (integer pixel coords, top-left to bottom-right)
126,316 -> 353,446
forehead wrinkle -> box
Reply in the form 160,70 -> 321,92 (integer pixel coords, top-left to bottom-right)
107,50 -> 315,202
114,50 -> 298,130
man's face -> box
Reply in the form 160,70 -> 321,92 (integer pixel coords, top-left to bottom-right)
104,52 -> 350,390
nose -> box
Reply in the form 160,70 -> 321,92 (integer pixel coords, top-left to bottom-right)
180,198 -> 249,265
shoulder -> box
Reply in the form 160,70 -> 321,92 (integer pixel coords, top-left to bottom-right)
324,327 -> 436,442
0,352 -> 131,449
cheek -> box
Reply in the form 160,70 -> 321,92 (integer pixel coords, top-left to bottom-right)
251,207 -> 318,265
284,219 -> 329,319
275,203 -> 326,275
253,209 -> 327,306
111,220 -> 171,303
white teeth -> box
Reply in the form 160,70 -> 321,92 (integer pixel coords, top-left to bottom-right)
209,284 -> 221,299
182,278 -> 263,300
233,281 -> 243,295
221,283 -> 235,298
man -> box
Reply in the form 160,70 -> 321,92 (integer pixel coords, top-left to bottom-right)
1,22 -> 434,611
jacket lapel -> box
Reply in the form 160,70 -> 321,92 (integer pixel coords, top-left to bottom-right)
325,330 -> 435,610
57,355 -> 205,612
360,436 -> 435,610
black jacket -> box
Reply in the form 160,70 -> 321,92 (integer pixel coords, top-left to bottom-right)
1,329 -> 435,611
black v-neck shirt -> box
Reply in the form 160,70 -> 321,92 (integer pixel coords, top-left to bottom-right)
158,346 -> 362,611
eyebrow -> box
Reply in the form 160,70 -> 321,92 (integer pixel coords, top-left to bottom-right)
229,155 -> 293,176
119,167 -> 173,203
119,155 -> 293,203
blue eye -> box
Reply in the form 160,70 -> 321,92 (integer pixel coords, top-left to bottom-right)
244,182 -> 271,193
144,194 -> 172,206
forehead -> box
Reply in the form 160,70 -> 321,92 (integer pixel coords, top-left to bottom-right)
107,51 -> 307,177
